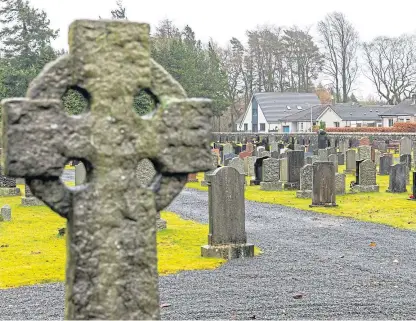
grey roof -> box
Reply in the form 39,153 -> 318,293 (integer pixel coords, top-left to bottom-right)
281,104 -> 328,122
379,99 -> 416,116
331,104 -> 394,121
254,92 -> 321,123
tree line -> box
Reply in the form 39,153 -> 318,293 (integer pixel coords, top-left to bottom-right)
0,0 -> 415,129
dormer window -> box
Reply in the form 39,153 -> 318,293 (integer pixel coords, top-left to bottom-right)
286,106 -> 291,110
297,106 -> 302,110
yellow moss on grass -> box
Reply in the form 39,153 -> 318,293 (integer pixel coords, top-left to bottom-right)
186,166 -> 416,230
0,183 -> 227,289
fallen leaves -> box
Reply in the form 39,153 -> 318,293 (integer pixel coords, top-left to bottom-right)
369,242 -> 376,247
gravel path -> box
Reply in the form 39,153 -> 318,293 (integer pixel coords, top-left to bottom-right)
1,188 -> 416,319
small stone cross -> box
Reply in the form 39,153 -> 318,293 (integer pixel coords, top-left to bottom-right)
1,20 -> 213,320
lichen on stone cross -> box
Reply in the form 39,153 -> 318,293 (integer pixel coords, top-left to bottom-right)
1,20 -> 213,320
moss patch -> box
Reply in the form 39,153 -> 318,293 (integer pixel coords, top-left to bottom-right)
186,167 -> 416,230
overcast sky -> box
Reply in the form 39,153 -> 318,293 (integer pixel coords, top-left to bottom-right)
31,0 -> 416,100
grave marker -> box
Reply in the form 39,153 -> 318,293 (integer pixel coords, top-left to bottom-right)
387,163 -> 407,193
296,164 -> 313,198
310,162 -> 336,207
202,167 -> 254,259
1,20 -> 213,320
0,205 -> 11,221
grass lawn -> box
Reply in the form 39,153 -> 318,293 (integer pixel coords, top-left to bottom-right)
0,182 -> 227,289
186,165 -> 416,231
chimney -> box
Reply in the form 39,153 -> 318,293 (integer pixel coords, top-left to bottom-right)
412,94 -> 416,105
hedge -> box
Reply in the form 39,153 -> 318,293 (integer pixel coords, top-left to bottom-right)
326,122 -> 416,133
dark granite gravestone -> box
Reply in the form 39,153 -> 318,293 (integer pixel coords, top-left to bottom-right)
0,19 -> 213,320
410,172 -> 416,200
318,129 -> 328,149
310,162 -> 336,207
355,160 -> 364,185
251,156 -> 270,185
202,167 -> 254,259
379,154 -> 393,175
400,154 -> 412,172
287,150 -> 305,188
387,163 -> 407,193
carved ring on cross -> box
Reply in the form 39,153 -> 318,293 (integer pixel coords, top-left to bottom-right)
2,53 -> 212,219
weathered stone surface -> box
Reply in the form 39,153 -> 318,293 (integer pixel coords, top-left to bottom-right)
345,149 -> 356,173
318,149 -> 328,161
339,140 -> 349,153
270,142 -> 279,152
0,187 -> 20,197
379,154 -> 393,175
262,158 -> 280,182
271,151 -> 279,159
311,162 -> 336,206
244,156 -> 257,177
202,167 -> 254,259
229,157 -> 245,175
279,157 -> 288,182
1,20 -> 213,320
400,137 -> 412,155
335,173 -> 346,195
387,163 -> 407,193
374,150 -> 381,166
358,145 -> 371,161
337,152 -> 345,165
260,151 -> 271,158
352,160 -> 379,193
257,146 -> 265,156
287,150 -> 304,184
74,162 -> 86,186
359,160 -> 377,186
299,164 -> 313,191
0,205 -> 11,221
328,154 -> 338,173
260,181 -> 284,191
400,154 -> 412,172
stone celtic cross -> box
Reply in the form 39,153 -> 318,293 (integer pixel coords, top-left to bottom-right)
1,20 -> 212,320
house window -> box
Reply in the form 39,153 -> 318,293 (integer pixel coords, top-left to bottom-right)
357,123 -> 362,127
388,119 -> 394,127
334,122 -> 340,128
300,122 -> 304,130
244,123 -> 248,131
260,123 -> 265,131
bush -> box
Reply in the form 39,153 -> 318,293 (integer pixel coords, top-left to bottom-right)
326,122 -> 416,133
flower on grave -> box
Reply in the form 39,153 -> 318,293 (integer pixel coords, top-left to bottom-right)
409,194 -> 415,199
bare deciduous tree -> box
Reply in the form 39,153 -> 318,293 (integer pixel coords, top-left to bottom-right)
362,34 -> 416,104
318,12 -> 359,103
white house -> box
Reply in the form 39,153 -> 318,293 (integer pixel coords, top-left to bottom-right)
235,92 -> 322,133
278,103 -> 394,132
379,95 -> 416,127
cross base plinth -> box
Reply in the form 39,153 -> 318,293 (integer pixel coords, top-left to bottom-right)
201,243 -> 254,260
0,187 -> 21,197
